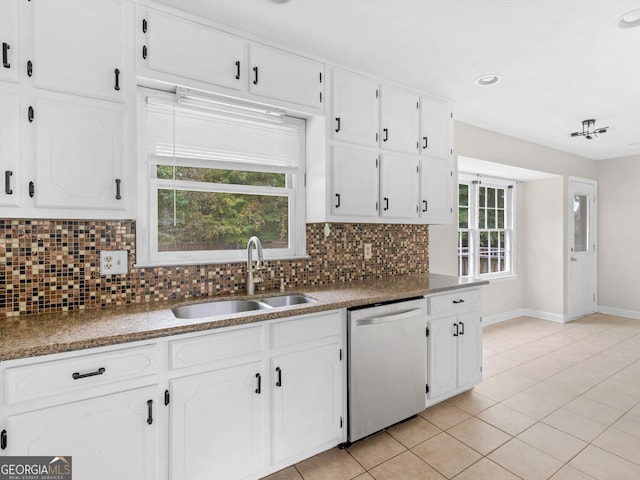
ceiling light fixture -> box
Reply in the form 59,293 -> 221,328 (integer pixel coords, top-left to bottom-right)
475,74 -> 501,86
570,119 -> 609,140
617,9 -> 640,28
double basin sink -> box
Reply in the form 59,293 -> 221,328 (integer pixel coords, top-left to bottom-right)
172,294 -> 316,320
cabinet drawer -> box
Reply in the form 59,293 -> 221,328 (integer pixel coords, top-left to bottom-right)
4,345 -> 158,405
427,289 -> 481,316
169,326 -> 263,370
271,311 -> 342,348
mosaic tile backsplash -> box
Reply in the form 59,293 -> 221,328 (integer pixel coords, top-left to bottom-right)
0,220 -> 429,317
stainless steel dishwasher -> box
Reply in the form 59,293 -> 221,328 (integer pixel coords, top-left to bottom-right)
348,297 -> 427,442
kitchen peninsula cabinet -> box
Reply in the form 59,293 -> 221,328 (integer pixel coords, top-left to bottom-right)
0,0 -> 19,84
331,69 -> 379,147
426,288 -> 483,405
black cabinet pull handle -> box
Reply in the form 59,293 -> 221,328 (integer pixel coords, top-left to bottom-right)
422,200 -> 428,212
235,60 -> 241,80
253,66 -> 259,85
142,18 -> 148,33
28,181 -> 35,198
335,193 -> 341,208
423,136 -> 428,149
2,42 -> 9,69
383,197 -> 389,211
142,45 -> 147,59
5,171 -> 13,195
255,373 -> 262,394
28,106 -> 34,123
72,367 -> 106,380
453,323 -> 459,337
115,178 -> 121,200
0,429 -> 6,450
383,128 -> 389,142
114,68 -> 120,91
164,389 -> 170,406
459,322 -> 465,335
453,299 -> 465,304
27,60 -> 33,77
275,366 -> 282,387
147,400 -> 153,425
335,117 -> 341,133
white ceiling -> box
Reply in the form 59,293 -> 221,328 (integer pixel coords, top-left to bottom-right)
155,0 -> 640,161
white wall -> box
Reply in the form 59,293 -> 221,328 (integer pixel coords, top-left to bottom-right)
430,122 -> 596,320
596,155 -> 640,318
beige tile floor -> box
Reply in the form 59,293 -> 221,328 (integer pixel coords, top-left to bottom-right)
262,313 -> 640,480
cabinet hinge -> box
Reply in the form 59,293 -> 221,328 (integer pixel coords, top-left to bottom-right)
376,89 -> 379,99
451,112 -> 453,118
142,18 -> 148,33
142,45 -> 148,59
304,173 -> 307,187
339,348 -> 342,361
480,317 -> 483,323
27,59 -> 33,77
319,71 -> 322,83
426,327 -> 430,337
164,389 -> 170,406
450,171 -> 453,177
1,429 -> 6,450
319,91 -> 323,103
375,157 -> 379,168
480,365 -> 483,372
340,416 -> 343,428
426,384 -> 429,394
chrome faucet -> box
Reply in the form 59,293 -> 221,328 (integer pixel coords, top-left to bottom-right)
246,236 -> 265,295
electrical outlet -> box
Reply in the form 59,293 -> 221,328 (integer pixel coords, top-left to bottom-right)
100,250 -> 128,275
364,243 -> 372,260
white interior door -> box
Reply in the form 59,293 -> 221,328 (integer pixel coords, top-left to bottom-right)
568,177 -> 597,320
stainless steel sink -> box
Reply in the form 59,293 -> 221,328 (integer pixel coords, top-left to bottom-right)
172,299 -> 268,319
260,294 -> 317,308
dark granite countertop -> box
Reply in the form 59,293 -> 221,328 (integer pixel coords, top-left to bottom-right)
0,273 -> 488,361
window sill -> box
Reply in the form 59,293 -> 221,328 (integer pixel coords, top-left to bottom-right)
134,255 -> 311,269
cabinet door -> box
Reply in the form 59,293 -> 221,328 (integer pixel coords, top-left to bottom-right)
427,316 -> 458,400
249,44 -> 323,109
331,69 -> 378,146
420,156 -> 453,224
0,0 -> 19,83
380,85 -> 419,154
380,154 -> 419,219
143,10 -> 243,91
30,0 -> 126,101
170,362 -> 265,480
6,386 -> 159,480
0,88 -> 20,206
331,146 -> 379,218
32,95 -> 126,211
271,343 -> 343,464
457,312 -> 483,389
419,96 -> 452,159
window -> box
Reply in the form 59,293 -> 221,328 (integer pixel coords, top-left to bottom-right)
137,92 -> 306,266
458,176 -> 515,278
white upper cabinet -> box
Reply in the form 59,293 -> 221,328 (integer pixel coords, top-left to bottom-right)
0,0 -> 19,83
140,9 -> 244,91
380,154 -> 419,219
380,85 -> 419,154
420,96 -> 452,159
420,156 -> 453,224
331,146 -> 379,218
0,87 -> 20,207
32,94 -> 126,211
29,0 -> 128,102
248,44 -> 324,109
331,69 -> 379,147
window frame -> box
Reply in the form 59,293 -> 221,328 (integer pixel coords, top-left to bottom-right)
458,174 -> 516,280
136,89 -> 307,267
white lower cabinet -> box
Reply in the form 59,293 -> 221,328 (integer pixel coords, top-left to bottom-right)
426,289 -> 483,405
169,362 -> 265,480
5,386 -> 159,480
271,343 -> 343,464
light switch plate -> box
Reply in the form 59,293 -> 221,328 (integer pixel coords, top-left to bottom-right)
100,250 -> 128,275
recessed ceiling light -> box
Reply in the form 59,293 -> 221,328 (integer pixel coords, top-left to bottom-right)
475,74 -> 501,86
617,9 -> 640,28
267,0 -> 291,3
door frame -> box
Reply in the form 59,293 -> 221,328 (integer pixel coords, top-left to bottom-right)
567,176 -> 598,320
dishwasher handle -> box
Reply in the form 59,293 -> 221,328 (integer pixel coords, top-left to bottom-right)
355,308 -> 423,326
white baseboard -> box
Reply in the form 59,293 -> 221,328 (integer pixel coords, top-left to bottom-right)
597,305 -> 640,320
483,308 -> 568,326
